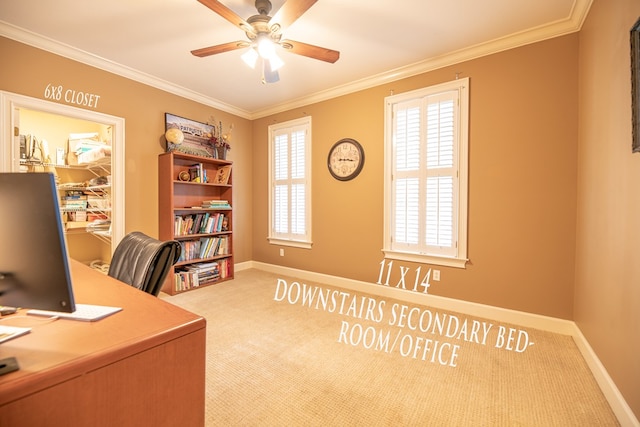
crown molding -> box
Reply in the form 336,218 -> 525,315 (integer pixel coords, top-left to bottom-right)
251,0 -> 593,119
0,0 -> 592,120
0,20 -> 253,119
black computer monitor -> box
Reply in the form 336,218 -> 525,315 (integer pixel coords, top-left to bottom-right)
0,172 -> 75,312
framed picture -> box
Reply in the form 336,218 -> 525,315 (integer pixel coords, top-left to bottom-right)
631,18 -> 640,153
213,165 -> 232,185
165,113 -> 215,157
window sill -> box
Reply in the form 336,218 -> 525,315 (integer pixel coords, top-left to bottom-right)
382,249 -> 468,269
268,237 -> 312,249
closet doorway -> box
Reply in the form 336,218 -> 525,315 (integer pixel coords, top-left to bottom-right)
0,91 -> 124,265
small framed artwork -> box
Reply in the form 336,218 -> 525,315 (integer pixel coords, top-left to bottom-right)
213,165 -> 232,185
165,113 -> 215,157
631,18 -> 640,153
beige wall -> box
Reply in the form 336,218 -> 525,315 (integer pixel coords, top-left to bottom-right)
576,0 -> 640,418
0,33 -> 580,322
252,35 -> 579,320
3,5 -> 638,417
0,37 -> 254,264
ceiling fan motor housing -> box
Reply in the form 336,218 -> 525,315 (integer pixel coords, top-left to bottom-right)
246,0 -> 282,44
246,16 -> 281,43
255,0 -> 272,16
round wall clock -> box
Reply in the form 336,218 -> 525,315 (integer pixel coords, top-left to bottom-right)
327,138 -> 365,181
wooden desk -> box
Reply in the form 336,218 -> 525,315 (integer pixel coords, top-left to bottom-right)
0,260 -> 206,426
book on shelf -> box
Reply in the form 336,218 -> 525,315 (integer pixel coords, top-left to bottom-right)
201,199 -> 231,209
192,213 -> 204,234
63,192 -> 87,199
175,261 -> 219,291
172,258 -> 231,292
219,258 -> 231,279
200,236 -> 229,258
187,163 -> 207,183
174,212 -> 228,235
212,165 -> 232,185
177,236 -> 229,261
178,239 -> 201,262
211,212 -> 227,232
61,198 -> 88,210
199,237 -> 217,259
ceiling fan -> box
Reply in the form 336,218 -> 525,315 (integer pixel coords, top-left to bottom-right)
191,0 -> 340,83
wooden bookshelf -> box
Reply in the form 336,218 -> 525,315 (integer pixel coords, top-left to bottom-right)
158,151 -> 234,295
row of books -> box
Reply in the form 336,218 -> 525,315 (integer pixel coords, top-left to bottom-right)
61,196 -> 110,211
174,212 -> 228,236
183,164 -> 232,185
61,199 -> 88,211
173,258 -> 231,292
178,236 -> 230,261
187,163 -> 207,183
201,199 -> 231,209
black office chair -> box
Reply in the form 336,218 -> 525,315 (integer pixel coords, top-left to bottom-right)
108,231 -> 181,297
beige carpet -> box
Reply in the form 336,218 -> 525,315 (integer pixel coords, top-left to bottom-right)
164,269 -> 619,426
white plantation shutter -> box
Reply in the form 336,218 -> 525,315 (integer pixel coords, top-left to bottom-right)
290,130 -> 306,236
425,93 -> 456,254
393,102 -> 421,248
385,79 -> 468,266
269,117 -> 312,247
274,133 -> 289,234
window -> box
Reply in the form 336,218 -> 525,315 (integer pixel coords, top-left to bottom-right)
383,78 -> 469,268
268,117 -> 312,248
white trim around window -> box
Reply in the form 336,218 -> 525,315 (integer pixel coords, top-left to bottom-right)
383,78 -> 469,268
267,116 -> 312,249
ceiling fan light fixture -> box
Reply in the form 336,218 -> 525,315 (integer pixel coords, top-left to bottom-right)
241,47 -> 259,69
192,0 -> 340,82
268,52 -> 284,71
262,60 -> 280,84
257,35 -> 276,59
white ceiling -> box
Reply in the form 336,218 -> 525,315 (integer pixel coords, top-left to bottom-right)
0,0 -> 590,119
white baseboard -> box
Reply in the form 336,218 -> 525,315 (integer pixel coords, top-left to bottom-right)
244,261 -> 575,333
570,325 -> 640,427
237,260 -> 639,427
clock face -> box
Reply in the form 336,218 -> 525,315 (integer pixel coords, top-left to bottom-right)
327,138 -> 364,181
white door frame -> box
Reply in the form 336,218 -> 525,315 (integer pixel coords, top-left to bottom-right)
0,90 -> 125,252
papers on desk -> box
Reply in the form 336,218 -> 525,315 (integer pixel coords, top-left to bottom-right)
0,325 -> 31,343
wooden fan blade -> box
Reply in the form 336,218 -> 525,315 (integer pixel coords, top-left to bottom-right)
197,0 -> 254,34
270,0 -> 318,31
191,41 -> 248,58
280,39 -> 340,63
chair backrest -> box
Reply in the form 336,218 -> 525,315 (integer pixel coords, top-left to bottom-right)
107,231 -> 181,296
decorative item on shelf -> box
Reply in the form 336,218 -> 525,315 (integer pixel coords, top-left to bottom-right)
165,113 -> 214,157
165,128 -> 185,152
178,170 -> 190,181
207,118 -> 233,160
213,165 -> 232,185
214,141 -> 231,160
